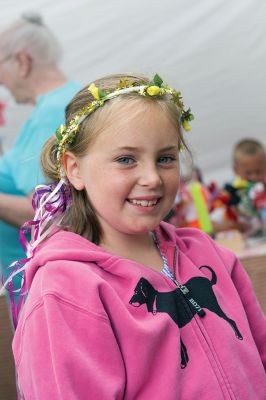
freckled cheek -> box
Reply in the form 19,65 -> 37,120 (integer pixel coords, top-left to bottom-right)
164,170 -> 180,192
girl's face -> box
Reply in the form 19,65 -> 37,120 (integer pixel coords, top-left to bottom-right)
67,101 -> 180,243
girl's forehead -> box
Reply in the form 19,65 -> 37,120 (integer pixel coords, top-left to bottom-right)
103,98 -> 177,130
116,102 -> 174,127
88,100 -> 180,150
104,97 -> 161,120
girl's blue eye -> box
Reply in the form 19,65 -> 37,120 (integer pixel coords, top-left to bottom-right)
117,157 -> 134,165
158,156 -> 176,164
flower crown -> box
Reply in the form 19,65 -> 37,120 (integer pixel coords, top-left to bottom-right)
55,74 -> 194,177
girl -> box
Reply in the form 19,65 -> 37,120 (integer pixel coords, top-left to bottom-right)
8,74 -> 266,399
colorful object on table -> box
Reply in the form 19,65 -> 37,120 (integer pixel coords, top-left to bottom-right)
221,177 -> 266,236
248,182 -> 266,211
189,182 -> 213,234
224,177 -> 257,217
248,182 -> 266,235
232,176 -> 249,189
170,180 -> 213,234
224,176 -> 250,207
208,181 -> 238,223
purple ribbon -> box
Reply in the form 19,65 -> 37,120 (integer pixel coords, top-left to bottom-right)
1,179 -> 72,328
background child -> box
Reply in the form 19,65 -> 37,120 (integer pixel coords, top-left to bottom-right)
6,74 -> 266,399
223,138 -> 266,235
233,138 -> 266,183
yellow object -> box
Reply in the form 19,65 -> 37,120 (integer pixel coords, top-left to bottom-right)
190,182 -> 213,234
182,120 -> 191,132
88,83 -> 100,100
146,86 -> 161,96
233,176 -> 248,189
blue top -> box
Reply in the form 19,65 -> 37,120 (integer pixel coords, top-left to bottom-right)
0,81 -> 81,289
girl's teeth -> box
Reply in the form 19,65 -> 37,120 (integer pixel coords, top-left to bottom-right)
129,199 -> 158,207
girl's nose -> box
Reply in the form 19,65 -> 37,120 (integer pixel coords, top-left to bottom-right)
137,164 -> 162,188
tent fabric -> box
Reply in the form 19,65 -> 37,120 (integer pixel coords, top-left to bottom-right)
0,0 -> 265,185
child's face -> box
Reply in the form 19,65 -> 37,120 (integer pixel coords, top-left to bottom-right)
234,153 -> 266,183
69,101 -> 180,242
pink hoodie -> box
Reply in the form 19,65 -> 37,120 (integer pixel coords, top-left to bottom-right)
13,222 -> 266,399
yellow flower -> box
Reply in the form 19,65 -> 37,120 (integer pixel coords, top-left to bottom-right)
147,86 -> 161,96
233,176 -> 248,189
88,83 -> 100,100
182,120 -> 191,132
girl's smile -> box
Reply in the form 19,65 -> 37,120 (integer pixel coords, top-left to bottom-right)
126,197 -> 161,214
127,197 -> 160,207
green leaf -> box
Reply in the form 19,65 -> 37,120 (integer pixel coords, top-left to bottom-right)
98,88 -> 108,98
153,74 -> 163,87
55,132 -> 62,141
55,125 -> 65,140
186,108 -> 194,121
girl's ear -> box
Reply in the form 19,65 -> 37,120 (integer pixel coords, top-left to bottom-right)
62,151 -> 85,190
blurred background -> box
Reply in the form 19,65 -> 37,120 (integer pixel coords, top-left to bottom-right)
0,0 -> 265,185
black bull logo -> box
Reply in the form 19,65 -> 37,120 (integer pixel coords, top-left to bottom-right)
129,266 -> 243,368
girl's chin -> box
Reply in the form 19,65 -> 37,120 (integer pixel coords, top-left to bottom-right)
126,222 -> 161,235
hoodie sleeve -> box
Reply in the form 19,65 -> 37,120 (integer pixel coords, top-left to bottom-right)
230,256 -> 266,370
13,294 -> 126,400
210,239 -> 266,370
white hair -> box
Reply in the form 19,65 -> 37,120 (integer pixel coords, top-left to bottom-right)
0,12 -> 62,65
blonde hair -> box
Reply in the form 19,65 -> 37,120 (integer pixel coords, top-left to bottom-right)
41,73 -> 190,244
233,138 -> 266,167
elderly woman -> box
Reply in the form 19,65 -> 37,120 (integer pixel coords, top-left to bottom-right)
0,13 -> 80,304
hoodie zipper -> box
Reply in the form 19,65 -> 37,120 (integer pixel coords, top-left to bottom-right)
171,246 -> 235,399
156,233 -> 205,318
172,247 -> 206,318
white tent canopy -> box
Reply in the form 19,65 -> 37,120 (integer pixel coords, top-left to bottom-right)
1,0 -> 265,185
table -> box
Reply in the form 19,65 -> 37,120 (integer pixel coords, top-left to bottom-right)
215,232 -> 266,314
239,253 -> 266,314
0,295 -> 17,400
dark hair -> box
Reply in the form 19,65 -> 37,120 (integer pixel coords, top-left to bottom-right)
233,138 -> 266,166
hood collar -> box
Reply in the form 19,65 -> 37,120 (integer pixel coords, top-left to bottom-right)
25,222 -> 180,288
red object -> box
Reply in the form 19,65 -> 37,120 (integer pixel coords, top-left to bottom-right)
208,182 -> 238,222
250,183 -> 266,211
0,101 -> 6,126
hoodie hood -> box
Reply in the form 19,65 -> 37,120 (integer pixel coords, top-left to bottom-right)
25,221 -> 180,290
